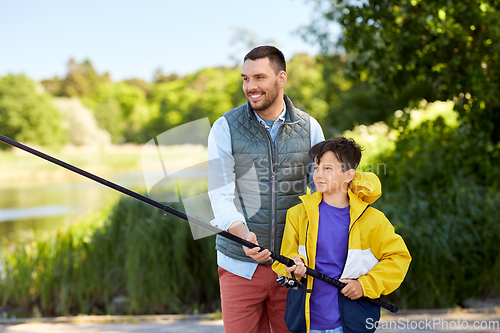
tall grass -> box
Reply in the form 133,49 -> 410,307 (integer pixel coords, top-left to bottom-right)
0,195 -> 219,316
378,180 -> 500,309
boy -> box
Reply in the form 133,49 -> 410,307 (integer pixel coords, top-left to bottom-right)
272,137 -> 411,333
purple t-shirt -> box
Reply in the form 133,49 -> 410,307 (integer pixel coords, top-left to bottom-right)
310,200 -> 350,330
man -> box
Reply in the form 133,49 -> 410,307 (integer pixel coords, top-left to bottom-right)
208,45 -> 324,333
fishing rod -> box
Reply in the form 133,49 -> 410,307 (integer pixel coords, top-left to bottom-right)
0,133 -> 398,313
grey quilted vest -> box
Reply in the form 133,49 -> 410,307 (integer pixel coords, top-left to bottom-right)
215,95 -> 311,263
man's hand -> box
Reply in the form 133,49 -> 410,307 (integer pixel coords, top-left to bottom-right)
228,221 -> 271,262
339,279 -> 364,300
285,256 -> 306,278
242,231 -> 271,262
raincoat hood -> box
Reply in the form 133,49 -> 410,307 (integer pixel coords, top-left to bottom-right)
349,172 -> 382,204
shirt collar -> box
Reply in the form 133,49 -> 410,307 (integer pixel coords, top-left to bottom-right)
253,99 -> 287,127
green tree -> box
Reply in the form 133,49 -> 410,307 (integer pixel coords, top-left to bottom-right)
123,78 -> 152,98
0,74 -> 67,148
41,76 -> 62,96
286,54 -> 329,125
42,58 -> 111,111
307,0 -> 500,142
287,52 -> 402,134
95,82 -> 154,143
153,68 -> 180,84
147,66 -> 245,138
94,97 -> 124,143
60,58 -> 105,98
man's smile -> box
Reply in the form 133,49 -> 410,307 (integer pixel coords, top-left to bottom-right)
248,92 -> 264,101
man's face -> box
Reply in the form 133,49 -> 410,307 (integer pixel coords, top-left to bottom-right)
313,151 -> 352,194
241,58 -> 281,112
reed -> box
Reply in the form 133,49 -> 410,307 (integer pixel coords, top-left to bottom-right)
0,195 -> 219,316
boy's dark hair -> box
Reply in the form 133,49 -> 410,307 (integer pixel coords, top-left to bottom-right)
244,45 -> 286,75
309,137 -> 363,172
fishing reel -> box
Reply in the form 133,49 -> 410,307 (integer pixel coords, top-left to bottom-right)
276,275 -> 312,293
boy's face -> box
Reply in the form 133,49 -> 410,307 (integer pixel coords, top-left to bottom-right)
313,151 -> 354,195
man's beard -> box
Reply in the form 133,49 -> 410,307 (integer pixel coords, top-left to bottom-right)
248,81 -> 280,112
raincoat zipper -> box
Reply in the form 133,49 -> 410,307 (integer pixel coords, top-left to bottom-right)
339,204 -> 371,278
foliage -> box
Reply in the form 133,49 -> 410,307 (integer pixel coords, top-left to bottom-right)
146,66 -> 246,137
0,194 -> 219,316
363,104 -> 500,308
41,59 -> 153,144
344,100 -> 456,167
41,58 -> 110,101
0,74 -> 67,148
344,121 -> 398,168
381,178 -> 500,309
146,54 -> 393,138
314,53 -> 405,134
53,97 -> 111,146
153,69 -> 180,84
339,100 -> 500,308
35,53 -> 405,144
123,78 -> 151,95
94,82 -> 155,143
382,104 -> 498,190
303,2 -> 500,306
307,0 -> 500,142
286,54 -> 329,124
37,54 -> 403,144
94,97 -> 124,143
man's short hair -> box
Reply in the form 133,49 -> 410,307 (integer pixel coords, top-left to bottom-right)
309,137 -> 363,172
244,45 -> 286,75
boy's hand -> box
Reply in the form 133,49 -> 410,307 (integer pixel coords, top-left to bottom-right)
339,279 -> 364,300
242,231 -> 271,262
285,256 -> 307,278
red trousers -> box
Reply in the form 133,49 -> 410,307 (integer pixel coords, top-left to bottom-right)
218,264 -> 290,333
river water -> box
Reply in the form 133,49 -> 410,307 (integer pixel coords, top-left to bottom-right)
0,171 -> 148,246
0,167 -> 212,247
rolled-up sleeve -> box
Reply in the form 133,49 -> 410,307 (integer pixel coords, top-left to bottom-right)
208,117 -> 246,231
310,116 -> 325,146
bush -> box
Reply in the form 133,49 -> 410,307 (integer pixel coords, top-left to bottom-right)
0,74 -> 67,148
340,100 -> 500,308
53,97 -> 111,146
373,105 -> 500,308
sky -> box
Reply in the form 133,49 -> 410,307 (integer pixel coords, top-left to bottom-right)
0,0 -> 334,82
